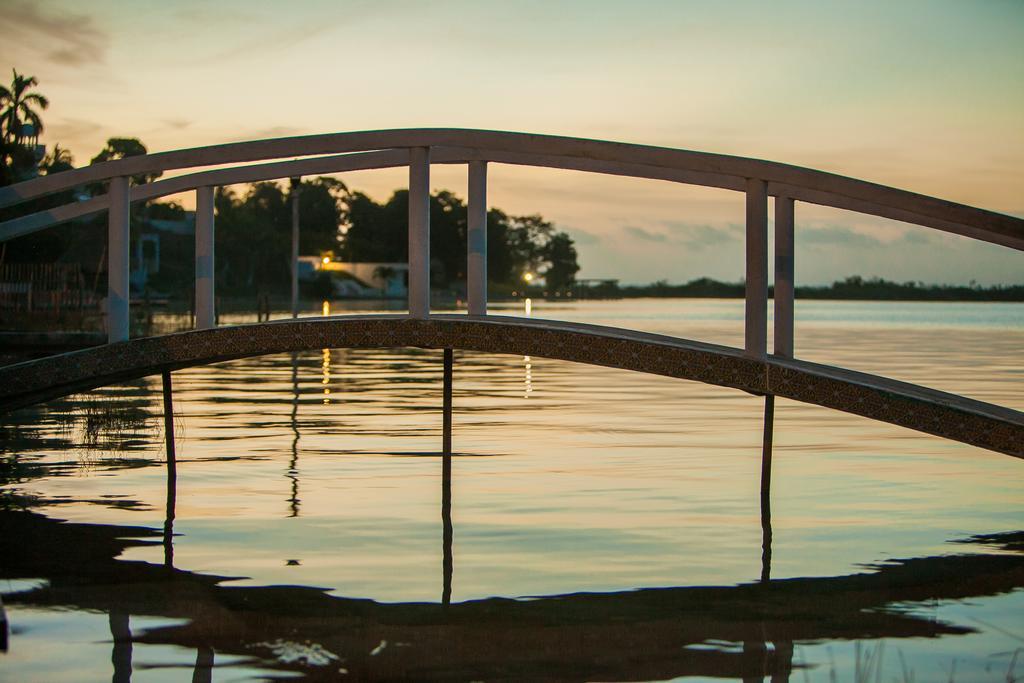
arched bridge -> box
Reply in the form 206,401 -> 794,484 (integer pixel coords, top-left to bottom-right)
1,129 -> 1021,458
1,315 -> 1022,458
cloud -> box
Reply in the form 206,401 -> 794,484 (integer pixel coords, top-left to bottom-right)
623,225 -> 668,242
190,2 -> 386,64
164,119 -> 193,131
48,117 -> 104,141
622,221 -> 943,257
798,225 -> 882,248
621,222 -> 743,249
3,1 -> 108,66
564,226 -> 600,245
897,230 -> 935,246
665,222 -> 741,250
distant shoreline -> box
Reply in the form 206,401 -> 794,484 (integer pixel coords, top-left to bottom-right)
547,276 -> 1024,302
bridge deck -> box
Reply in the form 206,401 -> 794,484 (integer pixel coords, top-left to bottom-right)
1,315 -> 1020,459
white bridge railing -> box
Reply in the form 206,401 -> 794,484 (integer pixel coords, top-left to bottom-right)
1,129 -> 1021,357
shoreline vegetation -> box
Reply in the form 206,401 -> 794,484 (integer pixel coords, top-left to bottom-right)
559,276 -> 1024,302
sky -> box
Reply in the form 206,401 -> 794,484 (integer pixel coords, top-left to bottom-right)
1,0 -> 1022,284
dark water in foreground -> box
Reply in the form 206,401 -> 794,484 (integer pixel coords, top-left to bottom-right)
1,299 -> 1023,681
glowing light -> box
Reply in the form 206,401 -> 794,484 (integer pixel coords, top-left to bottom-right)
322,256 -> 331,265
524,297 -> 532,316
523,272 -> 534,283
322,300 -> 331,316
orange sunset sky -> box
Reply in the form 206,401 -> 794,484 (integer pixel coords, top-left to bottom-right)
2,0 -> 1022,284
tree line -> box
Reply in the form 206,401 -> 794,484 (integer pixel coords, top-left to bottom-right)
211,181 -> 579,296
1,68 -> 580,299
583,276 -> 1024,302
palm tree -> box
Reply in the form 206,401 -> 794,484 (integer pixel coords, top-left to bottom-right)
41,143 -> 74,174
0,69 -> 49,146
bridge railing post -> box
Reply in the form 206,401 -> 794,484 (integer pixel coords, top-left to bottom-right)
745,178 -> 768,359
408,147 -> 431,318
107,176 -> 130,343
195,186 -> 216,329
774,196 -> 795,358
467,160 -> 488,315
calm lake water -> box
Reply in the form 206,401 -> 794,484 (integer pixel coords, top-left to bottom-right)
1,298 -> 1023,682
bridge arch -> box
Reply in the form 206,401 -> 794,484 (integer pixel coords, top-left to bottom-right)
3,129 -> 1023,249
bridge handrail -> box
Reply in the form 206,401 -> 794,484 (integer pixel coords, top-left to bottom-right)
1,128 -> 1021,249
3,144 -> 1023,252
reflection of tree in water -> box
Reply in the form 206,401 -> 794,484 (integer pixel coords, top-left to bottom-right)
0,381 -> 158,491
2,380 -> 157,456
75,386 -> 157,451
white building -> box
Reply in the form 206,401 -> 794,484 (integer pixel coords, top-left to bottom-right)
297,257 -> 408,299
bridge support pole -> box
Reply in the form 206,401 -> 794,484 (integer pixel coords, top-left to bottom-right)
760,394 -> 774,583
107,176 -> 130,343
289,352 -> 301,518
195,186 -> 216,329
467,161 -> 488,315
409,147 -> 431,318
745,178 -> 768,359
774,196 -> 795,358
290,178 -> 301,319
442,347 -> 453,605
162,371 -> 177,569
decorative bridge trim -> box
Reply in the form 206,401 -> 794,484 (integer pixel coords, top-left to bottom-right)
2,315 -> 1021,459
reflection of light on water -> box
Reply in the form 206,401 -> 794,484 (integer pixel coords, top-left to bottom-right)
321,301 -> 333,401
524,298 -> 532,398
321,348 -> 331,404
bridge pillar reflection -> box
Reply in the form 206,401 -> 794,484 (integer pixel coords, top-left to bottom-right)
109,611 -> 132,683
760,395 -> 774,583
162,371 -> 177,569
289,352 -> 301,517
742,638 -> 793,682
442,348 -> 454,605
193,645 -> 214,683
